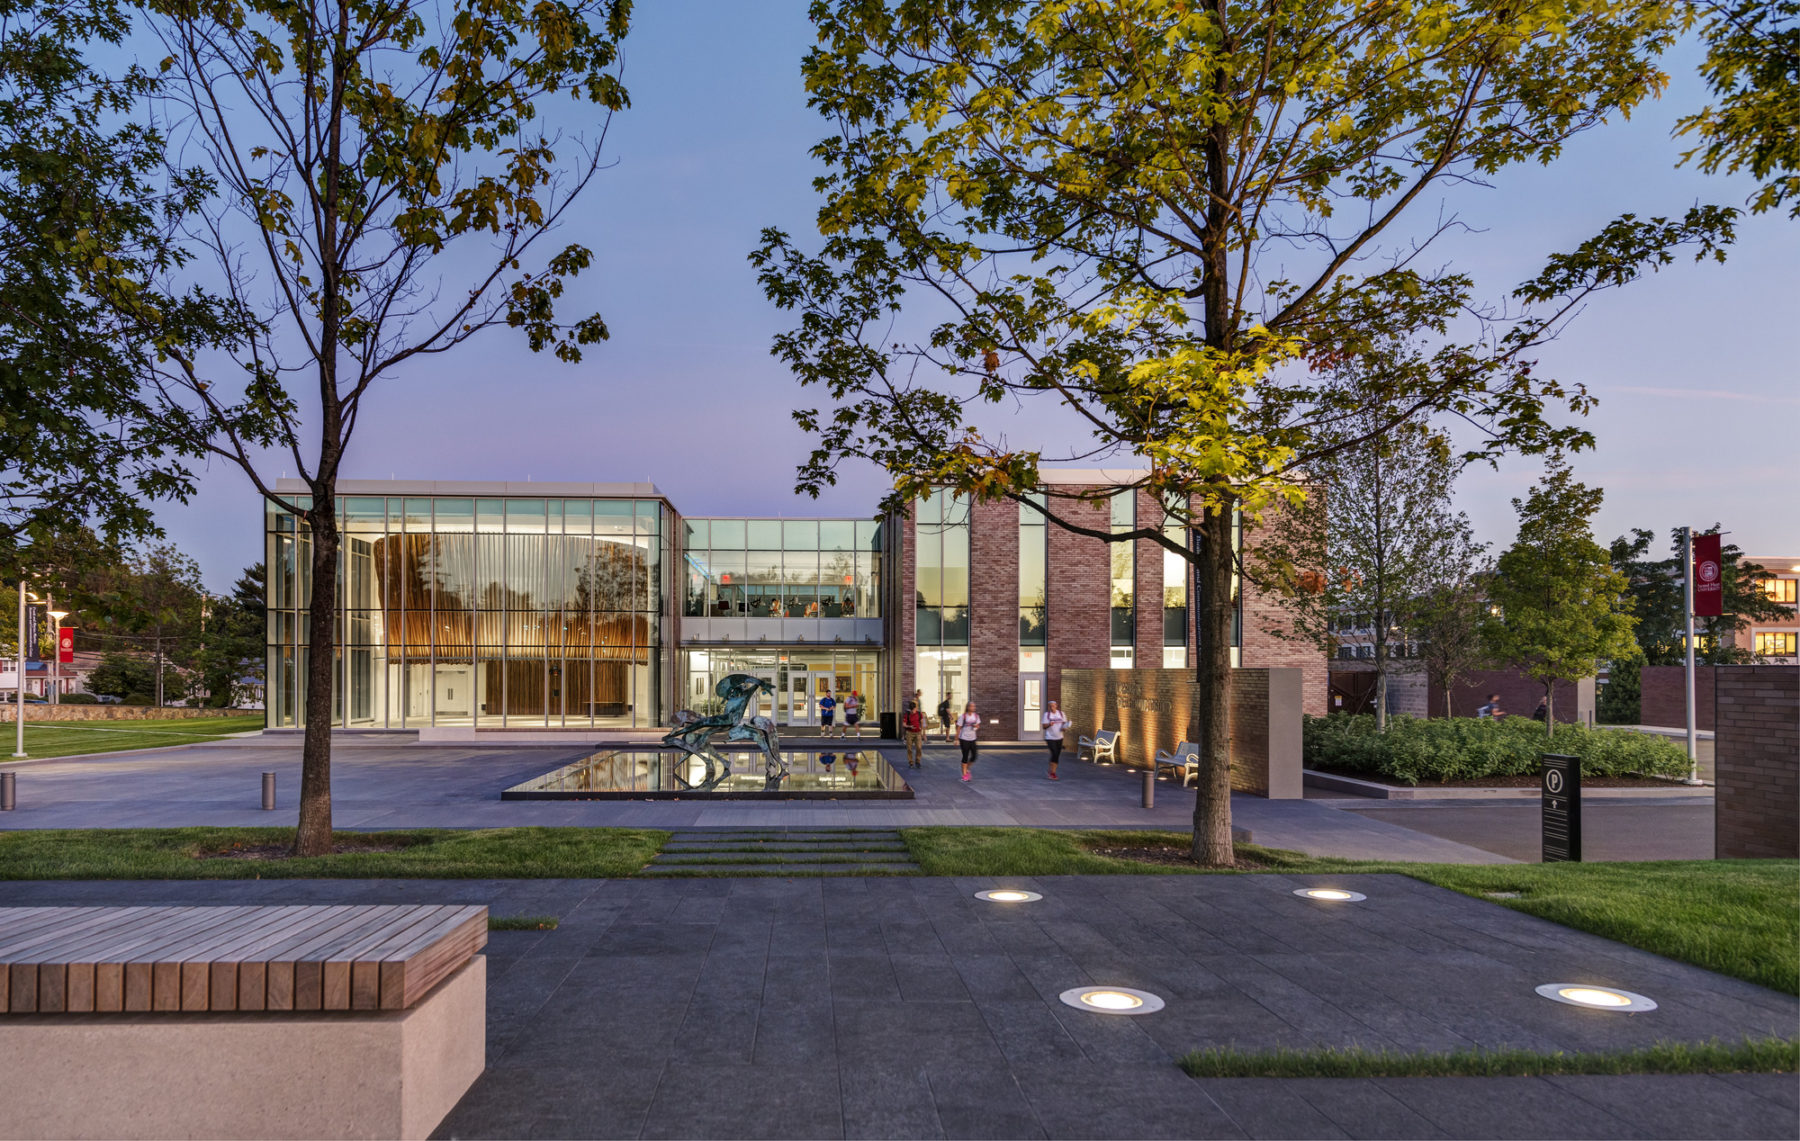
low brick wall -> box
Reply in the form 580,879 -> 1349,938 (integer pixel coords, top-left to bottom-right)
1714,665 -> 1799,859
1427,670 -> 1592,723
1641,665 -> 1716,731
1058,667 -> 1303,798
1,705 -> 261,722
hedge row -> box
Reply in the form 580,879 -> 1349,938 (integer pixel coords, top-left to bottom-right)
1302,713 -> 1690,785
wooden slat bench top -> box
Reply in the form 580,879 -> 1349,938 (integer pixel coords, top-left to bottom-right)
0,904 -> 487,1015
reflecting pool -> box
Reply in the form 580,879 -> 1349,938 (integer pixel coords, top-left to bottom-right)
502,750 -> 913,800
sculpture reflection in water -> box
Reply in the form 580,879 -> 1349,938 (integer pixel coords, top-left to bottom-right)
662,673 -> 786,791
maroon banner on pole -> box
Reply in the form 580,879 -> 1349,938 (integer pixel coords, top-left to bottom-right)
57,628 -> 74,664
1693,532 -> 1724,617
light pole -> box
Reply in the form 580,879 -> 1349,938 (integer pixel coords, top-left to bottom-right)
47,607 -> 68,705
14,582 -> 41,758
1680,526 -> 1702,786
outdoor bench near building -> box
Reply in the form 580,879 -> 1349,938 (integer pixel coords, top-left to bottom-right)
263,472 -> 1326,744
0,903 -> 487,1140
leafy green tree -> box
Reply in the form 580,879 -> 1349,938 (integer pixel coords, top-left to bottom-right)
117,0 -> 632,855
1678,0 -> 1799,217
1609,526 -> 1789,664
85,651 -> 167,703
1412,558 -> 1494,721
1484,458 -> 1637,734
101,543 -> 205,707
1597,651 -> 1644,723
753,0 -> 1717,863
192,564 -> 265,708
1252,397 -> 1482,731
0,0 -> 229,552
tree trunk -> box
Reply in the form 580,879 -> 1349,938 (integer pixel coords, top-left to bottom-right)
1373,616 -> 1387,732
294,501 -> 340,857
1190,503 -> 1236,866
1544,681 -> 1555,739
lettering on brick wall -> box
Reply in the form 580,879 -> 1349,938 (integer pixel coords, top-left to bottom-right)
1113,680 -> 1173,714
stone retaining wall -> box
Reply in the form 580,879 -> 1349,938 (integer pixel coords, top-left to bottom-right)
0,705 -> 261,722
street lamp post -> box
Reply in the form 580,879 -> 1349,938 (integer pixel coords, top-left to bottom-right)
47,607 -> 68,706
14,581 -> 28,758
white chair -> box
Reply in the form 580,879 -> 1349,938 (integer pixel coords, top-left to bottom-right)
1154,741 -> 1200,786
1078,728 -> 1120,764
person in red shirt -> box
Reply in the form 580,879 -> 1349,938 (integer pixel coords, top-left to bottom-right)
901,701 -> 926,769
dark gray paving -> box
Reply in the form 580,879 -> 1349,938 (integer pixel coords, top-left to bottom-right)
1324,798 -> 1716,862
2,874 -> 1792,1139
0,739 -> 1513,862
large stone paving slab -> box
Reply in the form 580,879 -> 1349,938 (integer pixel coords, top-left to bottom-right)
0,873 -> 1791,1138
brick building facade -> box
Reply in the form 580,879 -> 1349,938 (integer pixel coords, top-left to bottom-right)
1714,665 -> 1799,859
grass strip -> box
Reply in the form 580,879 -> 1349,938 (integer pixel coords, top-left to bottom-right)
0,827 -> 667,879
488,915 -> 559,931
5,716 -> 261,758
901,827 -> 1800,995
1181,1037 -> 1798,1079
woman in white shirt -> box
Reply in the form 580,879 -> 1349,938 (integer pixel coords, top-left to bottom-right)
957,701 -> 982,782
1041,700 -> 1069,781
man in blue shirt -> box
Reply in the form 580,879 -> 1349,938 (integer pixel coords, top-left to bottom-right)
818,692 -> 838,737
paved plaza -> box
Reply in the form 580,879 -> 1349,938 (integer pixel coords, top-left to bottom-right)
2,872 -> 1792,1139
0,736 -> 1722,864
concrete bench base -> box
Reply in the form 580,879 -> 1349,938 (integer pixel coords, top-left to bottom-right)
0,955 -> 484,1140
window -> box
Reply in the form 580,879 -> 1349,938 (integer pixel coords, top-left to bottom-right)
1162,520 -> 1187,646
1760,576 -> 1798,605
915,491 -> 969,646
1754,631 -> 1798,657
1110,491 -> 1134,647
1019,497 -> 1047,645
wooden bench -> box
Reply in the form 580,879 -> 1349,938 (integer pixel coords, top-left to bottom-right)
0,904 -> 488,1139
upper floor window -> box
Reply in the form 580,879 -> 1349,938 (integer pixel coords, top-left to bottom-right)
1759,576 -> 1798,605
1754,631 -> 1798,657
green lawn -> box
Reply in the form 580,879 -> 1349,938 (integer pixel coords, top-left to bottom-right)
1181,1037 -> 1798,1079
0,827 -> 667,879
5,715 -> 262,758
901,827 -> 1800,994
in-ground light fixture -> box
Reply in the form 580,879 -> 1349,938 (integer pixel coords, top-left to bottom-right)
1535,984 -> 1657,1012
1059,986 -> 1165,1015
1293,887 -> 1366,902
975,889 -> 1043,903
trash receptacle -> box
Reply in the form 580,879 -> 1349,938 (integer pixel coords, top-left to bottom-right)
879,711 -> 898,740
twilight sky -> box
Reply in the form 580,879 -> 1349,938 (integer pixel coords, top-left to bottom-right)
155,0 -> 1800,589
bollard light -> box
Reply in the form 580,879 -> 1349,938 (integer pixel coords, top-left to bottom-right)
975,889 -> 1042,903
1,770 -> 14,811
1293,887 -> 1366,902
261,771 -> 276,811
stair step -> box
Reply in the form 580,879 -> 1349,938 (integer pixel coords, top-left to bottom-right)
638,863 -> 922,877
652,851 -> 918,865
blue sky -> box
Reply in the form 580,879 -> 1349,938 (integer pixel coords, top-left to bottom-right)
156,0 -> 1799,587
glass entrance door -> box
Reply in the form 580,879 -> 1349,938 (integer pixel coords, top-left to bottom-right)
1019,672 -> 1045,740
786,670 -> 814,726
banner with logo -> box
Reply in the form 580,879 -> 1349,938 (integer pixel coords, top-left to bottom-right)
22,605 -> 38,662
1693,532 -> 1724,617
58,628 -> 74,664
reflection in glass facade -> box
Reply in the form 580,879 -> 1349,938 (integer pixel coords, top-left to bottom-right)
681,518 -> 882,619
267,494 -> 671,728
915,490 -> 970,721
1110,490 -> 1135,650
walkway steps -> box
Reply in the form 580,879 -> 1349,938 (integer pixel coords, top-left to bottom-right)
641,828 -> 922,877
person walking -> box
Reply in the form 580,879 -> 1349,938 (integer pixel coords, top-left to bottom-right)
818,690 -> 838,737
1531,697 -> 1548,723
957,701 -> 982,781
1041,700 -> 1068,780
901,700 -> 926,768
844,690 -> 863,739
936,695 -> 954,742
1476,693 -> 1503,719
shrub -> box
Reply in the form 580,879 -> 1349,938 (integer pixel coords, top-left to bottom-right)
1303,713 -> 1689,785
121,693 -> 155,707
59,694 -> 97,705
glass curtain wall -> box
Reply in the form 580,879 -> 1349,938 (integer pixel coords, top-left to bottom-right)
681,648 -> 881,724
682,518 -> 883,619
915,490 -> 970,721
267,495 -> 668,729
1110,490 -> 1135,666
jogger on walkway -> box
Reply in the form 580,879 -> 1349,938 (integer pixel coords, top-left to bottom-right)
1042,700 -> 1068,780
957,702 -> 981,781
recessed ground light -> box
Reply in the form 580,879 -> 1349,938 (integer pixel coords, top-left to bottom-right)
1535,984 -> 1657,1012
975,888 -> 1043,903
1059,986 -> 1164,1015
1293,887 -> 1366,902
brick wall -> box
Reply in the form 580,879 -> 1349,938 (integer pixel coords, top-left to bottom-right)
1239,512 -> 1328,715
1714,665 -> 1799,859
1641,665 -> 1716,731
969,498 -> 1020,739
1044,494 -> 1112,710
1134,488 -> 1166,668
898,513 -> 917,711
1058,666 -> 1303,796
1429,670 -> 1592,723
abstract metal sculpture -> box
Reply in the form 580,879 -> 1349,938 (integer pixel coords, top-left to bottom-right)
662,673 -> 786,789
